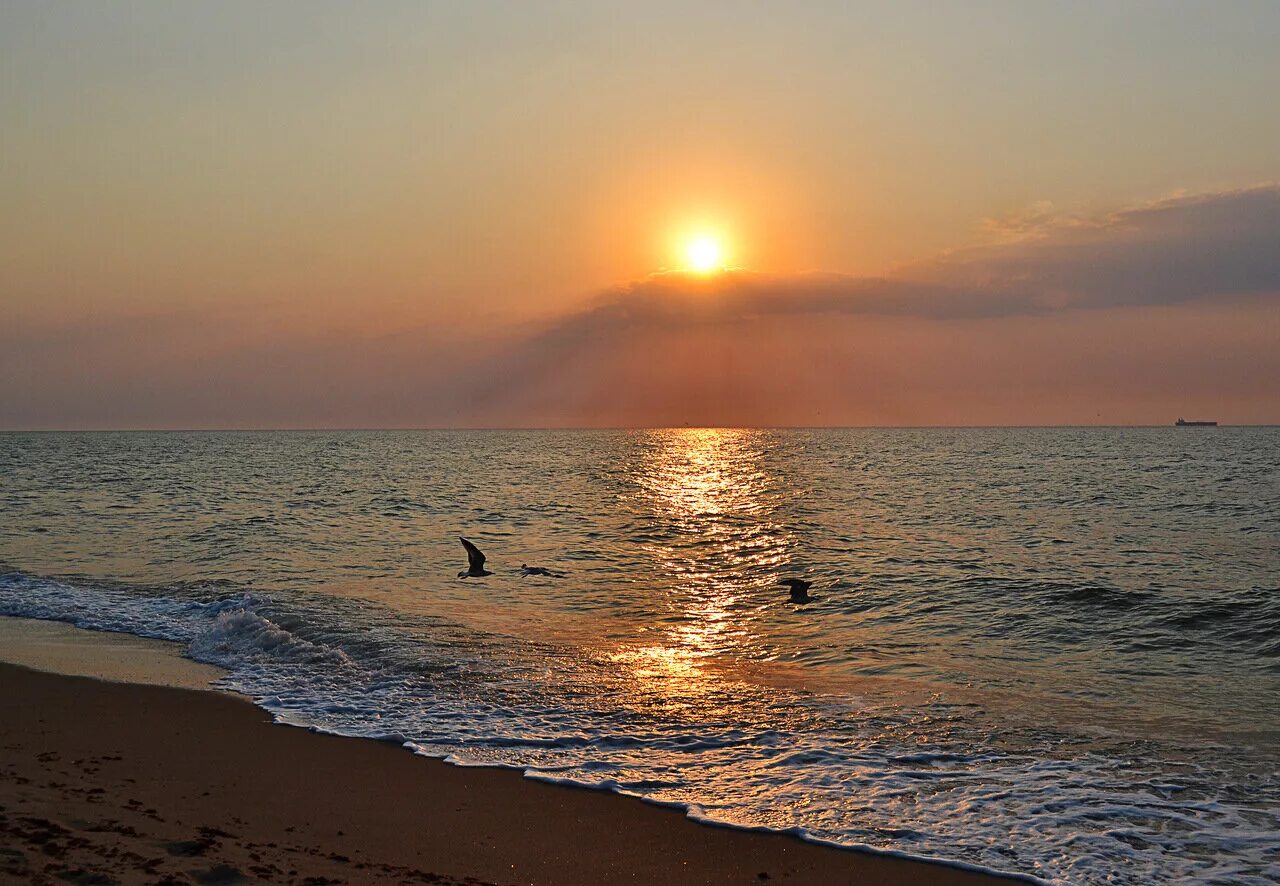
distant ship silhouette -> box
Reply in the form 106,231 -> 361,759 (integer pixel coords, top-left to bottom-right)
1175,418 -> 1217,427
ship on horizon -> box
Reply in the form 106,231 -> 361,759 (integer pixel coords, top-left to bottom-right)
1175,418 -> 1218,427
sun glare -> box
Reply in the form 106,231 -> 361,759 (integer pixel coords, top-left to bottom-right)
686,237 -> 723,273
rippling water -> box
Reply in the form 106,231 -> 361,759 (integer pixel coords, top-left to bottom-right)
1,429 -> 1277,884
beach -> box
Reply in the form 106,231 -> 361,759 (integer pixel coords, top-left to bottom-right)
2,429 -> 1278,884
0,624 -> 1014,886
5,0 -> 1279,880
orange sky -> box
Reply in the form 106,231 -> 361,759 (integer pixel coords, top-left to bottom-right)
2,3 -> 1278,427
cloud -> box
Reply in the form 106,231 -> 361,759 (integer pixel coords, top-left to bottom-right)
3,186 -> 1278,428
980,200 -> 1061,239
470,184 -> 1280,379
922,184 -> 1280,312
450,185 -> 1280,422
640,184 -> 1280,321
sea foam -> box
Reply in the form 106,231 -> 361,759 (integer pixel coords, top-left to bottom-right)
3,570 -> 1277,886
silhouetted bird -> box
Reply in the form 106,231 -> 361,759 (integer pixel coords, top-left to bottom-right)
520,564 -> 564,578
458,537 -> 493,578
779,578 -> 815,603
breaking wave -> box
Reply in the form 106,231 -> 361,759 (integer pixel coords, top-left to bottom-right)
3,569 -> 1278,885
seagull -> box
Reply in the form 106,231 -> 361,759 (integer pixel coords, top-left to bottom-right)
458,537 -> 493,578
520,564 -> 564,578
779,578 -> 815,604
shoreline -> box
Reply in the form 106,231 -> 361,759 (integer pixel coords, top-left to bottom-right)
0,619 -> 1024,885
0,616 -> 227,692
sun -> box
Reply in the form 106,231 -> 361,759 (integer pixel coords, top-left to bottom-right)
685,237 -> 723,273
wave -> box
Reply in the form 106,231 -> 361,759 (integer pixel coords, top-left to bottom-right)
941,575 -> 1280,669
1,569 -> 1278,885
1042,584 -> 1153,608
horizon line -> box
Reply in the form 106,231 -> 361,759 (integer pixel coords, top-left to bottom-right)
1,423 -> 1273,433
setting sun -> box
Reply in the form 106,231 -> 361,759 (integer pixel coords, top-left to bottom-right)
4,6 -> 1279,885
686,237 -> 723,273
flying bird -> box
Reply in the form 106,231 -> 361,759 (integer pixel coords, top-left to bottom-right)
458,537 -> 493,578
779,578 -> 815,604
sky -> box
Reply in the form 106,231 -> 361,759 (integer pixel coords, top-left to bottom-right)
2,1 -> 1278,428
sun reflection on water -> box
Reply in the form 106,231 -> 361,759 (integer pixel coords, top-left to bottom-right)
610,429 -> 795,694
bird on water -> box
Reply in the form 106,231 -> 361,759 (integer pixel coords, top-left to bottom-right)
458,537 -> 493,578
779,578 -> 815,603
520,564 -> 564,578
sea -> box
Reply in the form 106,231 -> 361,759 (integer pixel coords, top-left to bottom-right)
1,428 -> 1277,884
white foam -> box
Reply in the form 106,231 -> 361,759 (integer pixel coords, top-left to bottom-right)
2,571 -> 1277,886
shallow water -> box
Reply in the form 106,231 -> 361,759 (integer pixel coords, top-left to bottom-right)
1,428 -> 1277,883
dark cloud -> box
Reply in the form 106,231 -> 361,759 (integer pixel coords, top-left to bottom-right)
3,186 -> 1278,427
452,186 -> 1280,421
606,184 -> 1280,323
920,184 -> 1280,312
476,185 -> 1280,386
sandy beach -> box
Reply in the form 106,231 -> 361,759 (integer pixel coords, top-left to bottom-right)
0,628 -> 1018,885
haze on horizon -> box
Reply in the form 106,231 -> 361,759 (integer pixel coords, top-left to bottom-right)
2,1 -> 1278,429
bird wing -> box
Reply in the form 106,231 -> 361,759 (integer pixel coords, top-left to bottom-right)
460,537 -> 486,571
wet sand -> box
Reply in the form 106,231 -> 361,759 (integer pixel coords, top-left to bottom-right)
0,638 -> 1020,885
0,617 -> 225,691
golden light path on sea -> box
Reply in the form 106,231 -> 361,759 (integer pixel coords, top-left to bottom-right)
608,429 -> 791,699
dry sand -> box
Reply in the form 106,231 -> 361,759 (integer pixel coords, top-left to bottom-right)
0,623 -> 1021,885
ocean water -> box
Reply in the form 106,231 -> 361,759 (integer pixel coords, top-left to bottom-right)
1,428 -> 1277,884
